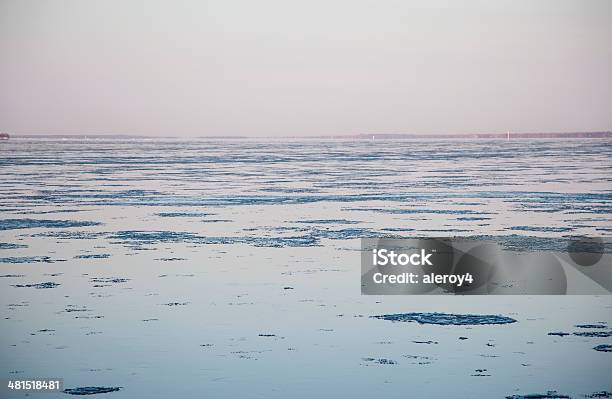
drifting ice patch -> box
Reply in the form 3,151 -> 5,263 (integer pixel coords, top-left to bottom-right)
75,254 -> 111,259
505,391 -> 570,399
371,312 -> 517,326
162,302 -> 190,306
63,386 -> 121,395
299,219 -> 361,224
109,230 -> 319,248
361,357 -> 397,365
0,218 -> 101,230
584,391 -> 612,398
593,344 -> 612,352
507,226 -> 573,233
89,277 -> 130,284
574,331 -> 612,338
0,256 -> 59,264
0,242 -> 28,249
12,282 -> 60,289
155,212 -> 213,217
30,231 -> 105,239
576,324 -> 607,329
548,332 -> 570,337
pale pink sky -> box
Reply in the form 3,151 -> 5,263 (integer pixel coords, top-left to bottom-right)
1,0 -> 611,136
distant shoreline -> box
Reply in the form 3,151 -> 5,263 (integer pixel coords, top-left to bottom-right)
6,131 -> 612,140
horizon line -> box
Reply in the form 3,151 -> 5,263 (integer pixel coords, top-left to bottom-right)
3,130 -> 612,140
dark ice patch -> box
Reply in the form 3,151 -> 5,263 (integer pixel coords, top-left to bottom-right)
593,344 -> 612,352
90,277 -> 130,284
548,332 -> 570,337
575,324 -> 607,329
109,230 -> 319,248
156,212 -> 213,217
0,218 -> 101,230
347,207 -> 490,215
63,386 -> 121,395
75,254 -> 111,259
507,226 -> 573,233
299,219 -> 361,224
505,391 -> 569,399
361,357 -> 397,365
30,231 -> 105,239
371,312 -> 517,326
475,234 -> 612,253
0,242 -> 28,249
585,391 -> 612,398
12,282 -> 60,289
573,331 -> 612,338
162,302 -> 189,306
0,256 -> 61,263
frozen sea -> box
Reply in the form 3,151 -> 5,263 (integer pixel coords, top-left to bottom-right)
1,138 -> 611,398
